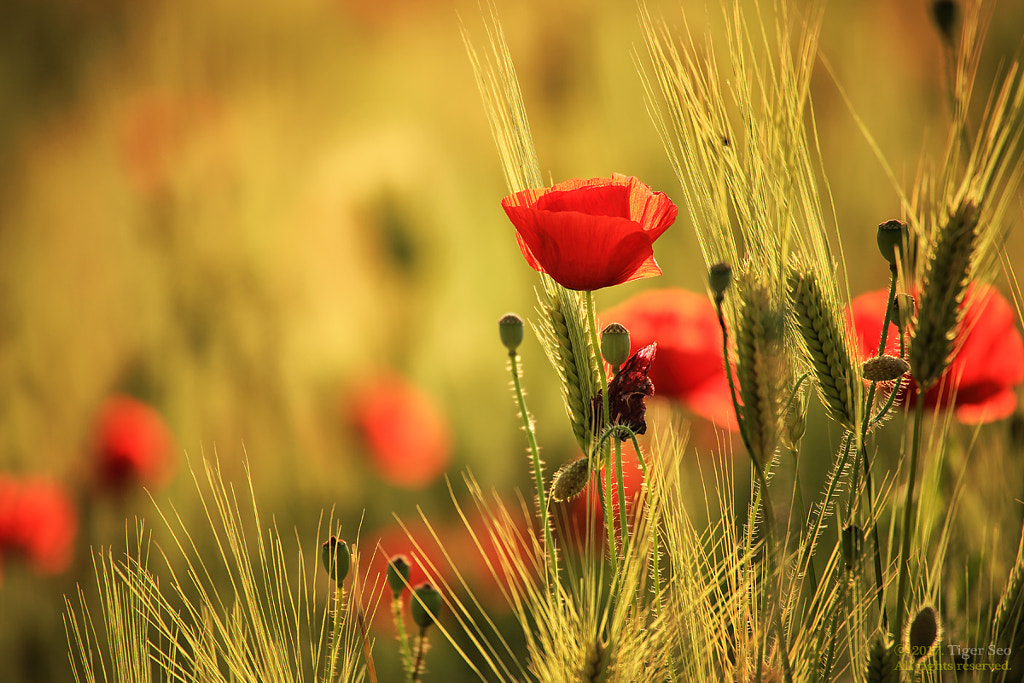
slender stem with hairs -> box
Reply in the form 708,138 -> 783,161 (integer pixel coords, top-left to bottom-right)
895,395 -> 927,641
586,290 -> 621,570
507,348 -> 559,590
392,598 -> 414,681
411,627 -> 428,683
714,296 -> 753,455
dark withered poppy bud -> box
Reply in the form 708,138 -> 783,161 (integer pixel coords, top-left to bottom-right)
387,554 -> 411,600
709,262 -> 732,302
321,537 -> 351,583
591,343 -> 656,439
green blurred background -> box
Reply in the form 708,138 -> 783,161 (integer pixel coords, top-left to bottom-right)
1,0 -> 1023,680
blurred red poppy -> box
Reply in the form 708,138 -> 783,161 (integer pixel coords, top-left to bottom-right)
601,288 -> 738,430
501,174 -> 677,291
0,476 -> 78,576
350,375 -> 452,489
94,395 -> 175,492
848,284 -> 1024,424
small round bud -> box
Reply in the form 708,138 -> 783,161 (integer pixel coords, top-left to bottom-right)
386,554 -> 412,600
708,262 -> 732,300
862,355 -> 911,382
841,525 -> 864,570
499,313 -> 524,352
600,323 -> 631,370
550,457 -> 590,502
410,583 -> 442,630
876,220 -> 908,266
907,605 -> 942,662
890,294 -> 916,331
321,537 -> 351,583
931,0 -> 958,45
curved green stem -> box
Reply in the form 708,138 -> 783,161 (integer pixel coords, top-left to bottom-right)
393,598 -> 414,681
507,349 -> 559,591
586,290 -> 619,571
714,296 -> 752,455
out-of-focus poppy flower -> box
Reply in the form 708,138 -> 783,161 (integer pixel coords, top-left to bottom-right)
592,343 -> 657,438
601,288 -> 738,430
0,476 -> 78,575
848,284 -> 1024,424
94,395 -> 174,492
350,375 -> 452,489
501,174 -> 677,291
555,452 -> 645,551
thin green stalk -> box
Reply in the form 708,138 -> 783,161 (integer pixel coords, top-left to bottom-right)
411,627 -> 428,683
894,395 -> 927,641
586,290 -> 619,571
393,599 -> 414,681
715,297 -> 753,456
507,349 -> 559,590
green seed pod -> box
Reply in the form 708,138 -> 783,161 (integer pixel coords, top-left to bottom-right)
499,313 -> 525,352
876,220 -> 909,266
907,605 -> 943,662
387,554 -> 412,600
600,323 -> 631,370
708,262 -> 733,301
321,537 -> 351,583
411,583 -> 442,630
862,355 -> 911,382
551,457 -> 590,502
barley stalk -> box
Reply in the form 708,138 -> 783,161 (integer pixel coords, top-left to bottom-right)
994,518 -> 1024,646
788,267 -> 860,430
910,200 -> 979,390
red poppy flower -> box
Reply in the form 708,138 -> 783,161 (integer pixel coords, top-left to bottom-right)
501,174 -> 677,291
601,288 -> 738,430
847,284 -> 1024,424
94,395 -> 174,492
350,375 -> 452,489
0,475 -> 78,575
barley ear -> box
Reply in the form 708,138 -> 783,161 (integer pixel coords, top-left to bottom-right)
910,200 -> 979,389
734,276 -> 787,467
864,636 -> 899,683
532,280 -> 599,454
788,267 -> 860,430
581,638 -> 610,683
994,518 -> 1024,649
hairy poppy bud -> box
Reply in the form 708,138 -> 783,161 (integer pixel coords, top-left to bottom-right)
499,313 -> 524,352
321,537 -> 351,583
708,262 -> 732,302
863,355 -> 911,382
411,583 -> 442,630
876,220 -> 908,266
551,457 -> 590,502
387,554 -> 411,600
600,323 -> 631,370
907,605 -> 942,662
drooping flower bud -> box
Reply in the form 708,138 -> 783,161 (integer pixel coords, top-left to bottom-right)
321,537 -> 351,583
931,0 -> 959,45
907,605 -> 943,662
411,583 -> 442,630
499,313 -> 524,352
600,323 -> 631,371
708,262 -> 732,302
876,220 -> 909,266
551,457 -> 590,502
387,554 -> 412,600
862,355 -> 911,382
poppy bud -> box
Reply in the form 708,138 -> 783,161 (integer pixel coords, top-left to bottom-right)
411,583 -> 442,630
876,220 -> 908,266
387,554 -> 411,600
551,457 -> 590,502
890,294 -> 916,331
600,323 -> 631,370
907,605 -> 942,662
708,262 -> 732,302
321,537 -> 351,583
841,525 -> 864,570
862,355 -> 911,382
781,389 -> 808,451
931,0 -> 958,44
499,313 -> 525,352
